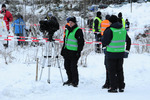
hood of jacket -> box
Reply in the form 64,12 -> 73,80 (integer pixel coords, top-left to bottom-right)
110,22 -> 123,29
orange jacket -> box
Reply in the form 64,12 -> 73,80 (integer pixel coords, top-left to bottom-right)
63,23 -> 70,38
101,20 -> 110,36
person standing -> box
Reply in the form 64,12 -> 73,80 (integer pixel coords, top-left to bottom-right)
61,16 -> 84,87
101,15 -> 131,93
101,15 -> 110,36
0,4 -> 13,47
63,17 -> 70,38
0,14 -> 8,48
125,19 -> 130,32
92,11 -> 102,53
87,15 -> 93,29
100,14 -> 110,89
0,4 -> 13,31
11,13 -> 25,46
118,12 -> 125,28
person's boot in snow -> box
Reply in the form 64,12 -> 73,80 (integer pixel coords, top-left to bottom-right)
119,88 -> 124,92
108,88 -> 118,93
71,82 -> 78,87
63,80 -> 72,86
102,84 -> 110,89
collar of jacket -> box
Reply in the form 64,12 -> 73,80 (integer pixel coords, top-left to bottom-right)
69,24 -> 78,32
110,22 -> 122,29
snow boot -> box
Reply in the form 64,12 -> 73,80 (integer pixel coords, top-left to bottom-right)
71,83 -> 78,87
119,88 -> 124,92
108,89 -> 118,93
63,80 -> 72,86
102,84 -> 110,89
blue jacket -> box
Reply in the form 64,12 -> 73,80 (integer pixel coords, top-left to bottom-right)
11,18 -> 25,35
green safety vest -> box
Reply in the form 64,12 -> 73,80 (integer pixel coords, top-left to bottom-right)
122,18 -> 125,28
92,17 -> 102,32
107,27 -> 126,52
64,27 -> 79,51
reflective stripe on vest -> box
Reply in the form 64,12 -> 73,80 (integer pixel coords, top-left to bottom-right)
101,20 -> 110,35
92,17 -> 102,32
65,27 -> 79,51
122,18 -> 125,28
107,27 -> 126,52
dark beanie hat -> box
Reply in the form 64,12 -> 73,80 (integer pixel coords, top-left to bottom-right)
106,15 -> 110,20
118,12 -> 122,18
97,11 -> 101,17
2,4 -> 6,8
109,15 -> 118,23
69,16 -> 77,23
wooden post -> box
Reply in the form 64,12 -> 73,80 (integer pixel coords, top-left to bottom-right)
35,58 -> 39,81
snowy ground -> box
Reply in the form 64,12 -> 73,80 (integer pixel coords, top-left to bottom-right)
0,51 -> 150,100
0,2 -> 150,100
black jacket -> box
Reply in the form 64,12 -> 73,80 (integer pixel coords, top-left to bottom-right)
61,24 -> 84,58
101,22 -> 131,58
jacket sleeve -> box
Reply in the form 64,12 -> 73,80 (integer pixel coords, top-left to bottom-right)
101,27 -> 113,47
8,11 -> 13,22
75,29 -> 85,52
126,33 -> 131,51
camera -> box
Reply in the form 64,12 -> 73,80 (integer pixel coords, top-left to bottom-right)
39,19 -> 59,33
39,18 -> 59,41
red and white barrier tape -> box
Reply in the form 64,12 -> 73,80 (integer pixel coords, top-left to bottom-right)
0,38 -> 150,46
1,34 -> 150,46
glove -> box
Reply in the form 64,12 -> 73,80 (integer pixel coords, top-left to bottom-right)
102,47 -> 106,54
7,18 -> 10,22
76,52 -> 81,58
124,50 -> 129,58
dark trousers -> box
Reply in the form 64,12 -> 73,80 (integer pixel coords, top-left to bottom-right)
64,57 -> 79,85
16,34 -> 23,45
107,58 -> 125,89
94,33 -> 101,52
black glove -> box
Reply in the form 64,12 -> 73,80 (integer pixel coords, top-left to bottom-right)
76,52 -> 81,58
124,50 -> 129,58
7,18 -> 10,22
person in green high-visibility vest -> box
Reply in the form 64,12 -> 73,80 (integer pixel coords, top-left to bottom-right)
118,12 -> 125,28
101,15 -> 131,93
61,16 -> 84,87
93,11 -> 102,53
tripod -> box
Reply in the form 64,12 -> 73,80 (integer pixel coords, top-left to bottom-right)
39,39 -> 64,84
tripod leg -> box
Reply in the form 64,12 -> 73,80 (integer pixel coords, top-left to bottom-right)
47,42 -> 52,84
53,42 -> 64,83
47,66 -> 50,84
39,42 -> 48,81
56,55 -> 64,83
39,68 -> 43,80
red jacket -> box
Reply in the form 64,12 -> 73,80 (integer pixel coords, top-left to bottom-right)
0,10 -> 13,31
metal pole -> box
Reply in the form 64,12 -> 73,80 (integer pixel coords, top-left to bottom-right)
131,0 -> 132,13
36,58 -> 39,81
